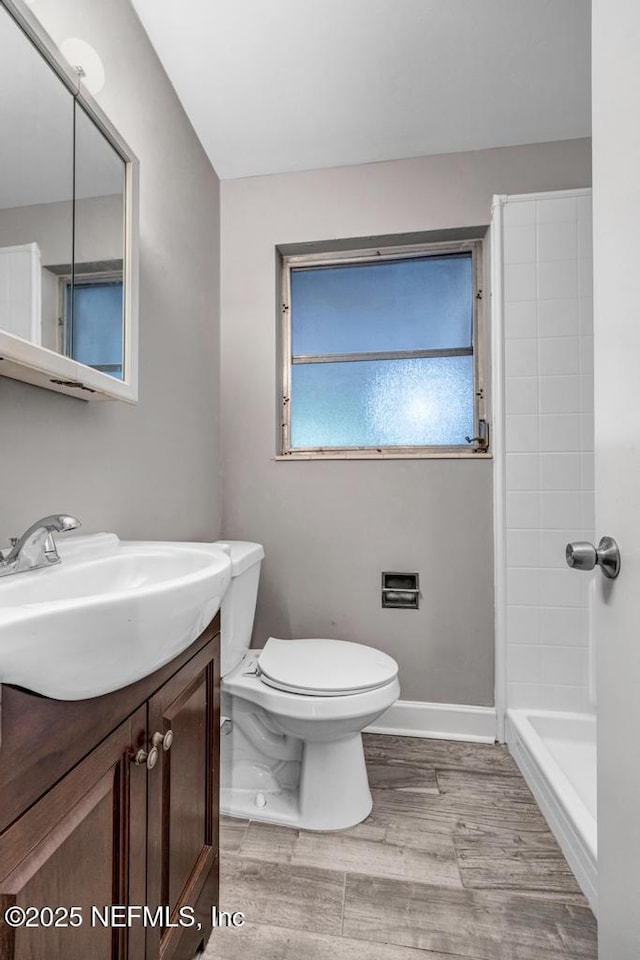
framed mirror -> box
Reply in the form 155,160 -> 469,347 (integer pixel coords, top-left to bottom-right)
0,0 -> 138,401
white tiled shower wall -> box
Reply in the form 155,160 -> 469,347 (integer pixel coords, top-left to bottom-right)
502,190 -> 595,712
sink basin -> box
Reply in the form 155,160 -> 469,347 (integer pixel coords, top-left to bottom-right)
0,533 -> 232,700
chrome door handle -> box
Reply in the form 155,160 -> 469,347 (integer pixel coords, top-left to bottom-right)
566,537 -> 621,580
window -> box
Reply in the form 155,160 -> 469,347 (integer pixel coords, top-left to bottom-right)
280,240 -> 487,458
60,272 -> 124,379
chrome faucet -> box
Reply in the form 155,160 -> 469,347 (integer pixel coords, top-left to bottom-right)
0,514 -> 81,577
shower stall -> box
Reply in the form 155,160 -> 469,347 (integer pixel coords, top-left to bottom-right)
492,188 -> 597,913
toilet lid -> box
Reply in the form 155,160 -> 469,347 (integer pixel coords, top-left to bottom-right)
257,637 -> 398,696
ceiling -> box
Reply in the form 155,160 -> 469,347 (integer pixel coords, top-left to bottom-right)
131,0 -> 591,181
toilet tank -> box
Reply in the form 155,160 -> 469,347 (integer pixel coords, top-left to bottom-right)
214,541 -> 265,676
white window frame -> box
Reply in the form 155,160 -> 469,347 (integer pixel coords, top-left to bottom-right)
279,239 -> 489,460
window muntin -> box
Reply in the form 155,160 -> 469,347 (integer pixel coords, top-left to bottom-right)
281,241 -> 485,457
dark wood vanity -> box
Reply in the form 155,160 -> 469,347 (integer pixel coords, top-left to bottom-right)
0,615 -> 221,960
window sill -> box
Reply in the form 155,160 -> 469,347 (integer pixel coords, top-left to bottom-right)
275,450 -> 492,461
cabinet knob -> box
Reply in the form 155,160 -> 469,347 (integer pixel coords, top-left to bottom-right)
132,746 -> 159,770
152,729 -> 174,752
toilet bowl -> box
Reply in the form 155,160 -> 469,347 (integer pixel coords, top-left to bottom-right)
215,541 -> 400,831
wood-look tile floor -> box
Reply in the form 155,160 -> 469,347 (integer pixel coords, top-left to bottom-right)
205,735 -> 597,960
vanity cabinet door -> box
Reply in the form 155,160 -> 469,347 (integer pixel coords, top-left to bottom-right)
146,639 -> 219,960
0,706 -> 147,960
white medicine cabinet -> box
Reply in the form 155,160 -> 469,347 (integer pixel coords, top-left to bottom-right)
0,0 -> 139,401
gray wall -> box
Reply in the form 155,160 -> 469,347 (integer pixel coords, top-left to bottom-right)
0,196 -> 122,265
0,0 -> 221,542
221,139 -> 592,706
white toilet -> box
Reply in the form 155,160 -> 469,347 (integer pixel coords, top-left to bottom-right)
216,541 -> 400,830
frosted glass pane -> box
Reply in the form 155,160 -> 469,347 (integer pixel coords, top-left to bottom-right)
291,254 -> 472,356
291,356 -> 474,448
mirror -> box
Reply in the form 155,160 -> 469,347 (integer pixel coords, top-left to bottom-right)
0,0 -> 138,401
0,3 -> 74,349
66,104 -> 126,379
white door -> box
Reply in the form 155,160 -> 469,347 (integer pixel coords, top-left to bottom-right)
592,1 -> 640,955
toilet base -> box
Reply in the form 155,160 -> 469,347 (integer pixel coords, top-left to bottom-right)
221,733 -> 373,831
299,734 -> 373,830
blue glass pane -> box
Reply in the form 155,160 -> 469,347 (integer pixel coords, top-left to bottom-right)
70,282 -> 123,379
291,356 -> 474,448
291,254 -> 472,356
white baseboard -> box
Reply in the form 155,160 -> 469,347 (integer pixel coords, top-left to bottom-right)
365,699 -> 497,743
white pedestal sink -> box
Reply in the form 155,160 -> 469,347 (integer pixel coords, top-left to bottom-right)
0,533 -> 232,700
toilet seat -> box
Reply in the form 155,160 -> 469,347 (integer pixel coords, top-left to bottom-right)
257,637 -> 398,697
